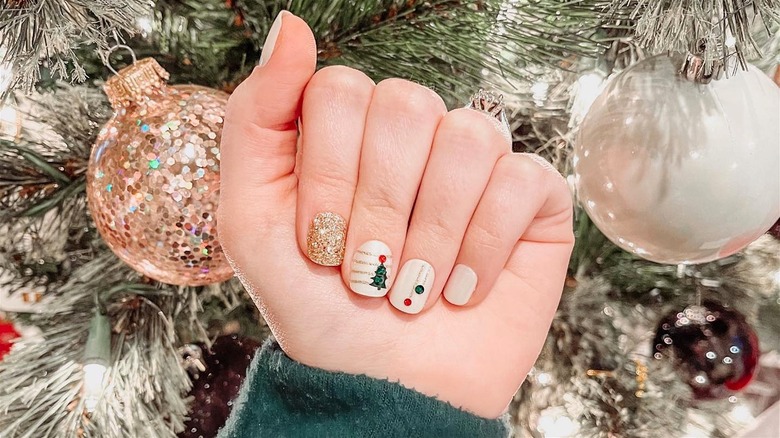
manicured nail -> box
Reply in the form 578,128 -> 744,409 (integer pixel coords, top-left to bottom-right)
306,212 -> 346,266
349,240 -> 392,297
389,259 -> 435,314
259,11 -> 289,66
443,264 -> 477,306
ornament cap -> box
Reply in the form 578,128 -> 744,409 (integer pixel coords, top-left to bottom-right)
103,58 -> 170,108
679,53 -> 724,84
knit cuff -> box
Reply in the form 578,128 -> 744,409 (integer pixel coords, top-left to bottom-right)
219,338 -> 510,438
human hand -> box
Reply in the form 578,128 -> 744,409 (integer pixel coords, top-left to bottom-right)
218,11 -> 574,418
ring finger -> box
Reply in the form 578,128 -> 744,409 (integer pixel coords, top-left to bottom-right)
388,107 -> 510,314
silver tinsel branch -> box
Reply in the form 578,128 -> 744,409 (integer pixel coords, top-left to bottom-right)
619,0 -> 780,69
0,85 -> 109,220
0,255 -> 191,438
0,0 -> 148,93
510,233 -> 780,437
0,85 -> 110,303
1,0 -> 776,96
0,1 -> 777,437
511,279 -> 690,438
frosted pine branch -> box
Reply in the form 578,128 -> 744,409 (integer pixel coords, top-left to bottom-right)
0,0 -> 148,93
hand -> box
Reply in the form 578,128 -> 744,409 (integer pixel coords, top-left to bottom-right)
218,11 -> 574,418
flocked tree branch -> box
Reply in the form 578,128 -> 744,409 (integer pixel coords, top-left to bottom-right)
613,0 -> 780,69
0,0 -> 149,93
0,1 -> 778,437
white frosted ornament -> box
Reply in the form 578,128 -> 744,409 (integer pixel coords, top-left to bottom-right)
573,54 -> 780,264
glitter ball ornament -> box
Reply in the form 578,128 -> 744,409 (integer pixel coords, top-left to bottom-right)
653,300 -> 759,399
574,53 -> 780,264
87,58 -> 233,285
179,335 -> 260,438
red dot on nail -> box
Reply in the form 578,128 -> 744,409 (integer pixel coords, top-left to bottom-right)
403,298 -> 412,306
379,255 -> 386,263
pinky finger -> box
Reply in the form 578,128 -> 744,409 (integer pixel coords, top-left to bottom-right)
442,153 -> 573,307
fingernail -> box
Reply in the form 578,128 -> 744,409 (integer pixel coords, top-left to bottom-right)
307,212 -> 346,266
389,259 -> 435,314
349,241 -> 392,297
443,264 -> 477,306
259,11 -> 289,66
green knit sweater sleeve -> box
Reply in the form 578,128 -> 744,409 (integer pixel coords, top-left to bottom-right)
218,339 -> 510,438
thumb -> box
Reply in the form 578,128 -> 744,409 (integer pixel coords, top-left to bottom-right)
222,11 -> 316,182
233,11 -> 316,130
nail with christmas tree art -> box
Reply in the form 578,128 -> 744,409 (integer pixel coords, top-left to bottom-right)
349,240 -> 393,297
389,259 -> 435,314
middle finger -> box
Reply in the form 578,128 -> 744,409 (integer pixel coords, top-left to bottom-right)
388,107 -> 510,314
342,79 -> 446,298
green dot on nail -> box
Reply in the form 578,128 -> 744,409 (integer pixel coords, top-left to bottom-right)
414,285 -> 424,294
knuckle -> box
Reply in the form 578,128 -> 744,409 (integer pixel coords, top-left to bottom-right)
468,219 -> 507,253
373,78 -> 447,121
358,185 -> 407,222
306,65 -> 374,100
493,154 -> 574,221
551,173 -> 575,212
494,153 -> 546,187
438,108 -> 507,151
414,213 -> 458,246
512,154 -> 572,208
305,165 -> 355,193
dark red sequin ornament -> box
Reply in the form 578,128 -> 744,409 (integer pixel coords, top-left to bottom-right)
179,335 -> 260,438
767,217 -> 780,240
653,300 -> 759,399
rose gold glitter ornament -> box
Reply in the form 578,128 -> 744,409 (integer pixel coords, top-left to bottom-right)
87,57 -> 233,286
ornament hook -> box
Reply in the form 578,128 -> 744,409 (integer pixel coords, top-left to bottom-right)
679,41 -> 724,84
105,45 -> 138,76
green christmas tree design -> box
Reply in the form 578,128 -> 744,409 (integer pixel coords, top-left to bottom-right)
370,256 -> 388,290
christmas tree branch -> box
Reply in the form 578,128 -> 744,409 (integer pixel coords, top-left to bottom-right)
512,279 -> 691,438
613,0 -> 780,69
513,226 -> 780,437
0,85 -> 109,219
0,0 -> 149,94
2,0 -> 776,96
298,0 -> 610,100
0,255 -> 192,438
0,85 -> 107,287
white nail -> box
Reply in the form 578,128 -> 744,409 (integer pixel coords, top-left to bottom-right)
259,11 -> 288,66
389,259 -> 435,314
443,264 -> 477,306
349,240 -> 392,297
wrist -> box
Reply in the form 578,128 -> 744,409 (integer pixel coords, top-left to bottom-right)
281,329 -> 509,419
231,339 -> 510,437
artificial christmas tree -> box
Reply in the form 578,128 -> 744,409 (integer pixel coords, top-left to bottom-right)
0,1 -> 778,437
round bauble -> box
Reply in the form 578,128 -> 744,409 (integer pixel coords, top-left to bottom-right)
179,335 -> 260,438
574,54 -> 780,264
87,58 -> 233,286
653,300 -> 759,399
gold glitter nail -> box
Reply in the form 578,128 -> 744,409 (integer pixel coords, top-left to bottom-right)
307,212 -> 346,266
